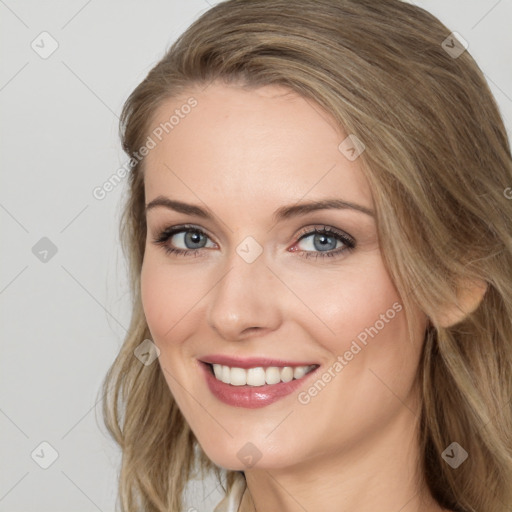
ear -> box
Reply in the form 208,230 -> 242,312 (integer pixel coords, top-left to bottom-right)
435,278 -> 488,328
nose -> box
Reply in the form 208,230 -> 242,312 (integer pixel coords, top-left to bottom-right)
206,249 -> 283,341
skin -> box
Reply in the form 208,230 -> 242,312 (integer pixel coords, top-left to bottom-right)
140,81 -> 450,512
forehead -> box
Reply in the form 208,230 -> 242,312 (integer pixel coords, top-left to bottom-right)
143,82 -> 373,217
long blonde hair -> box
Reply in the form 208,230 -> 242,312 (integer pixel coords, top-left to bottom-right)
100,1 -> 512,510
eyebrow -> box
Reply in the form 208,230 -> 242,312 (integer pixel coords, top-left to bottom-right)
145,196 -> 375,221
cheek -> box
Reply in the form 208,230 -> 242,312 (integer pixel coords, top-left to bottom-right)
140,256 -> 201,404
140,254 -> 193,344
290,258 -> 403,352
140,257 -> 166,339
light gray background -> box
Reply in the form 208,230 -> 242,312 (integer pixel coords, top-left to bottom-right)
1,1 -> 511,511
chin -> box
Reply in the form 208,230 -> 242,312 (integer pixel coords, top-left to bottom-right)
197,433 -> 298,471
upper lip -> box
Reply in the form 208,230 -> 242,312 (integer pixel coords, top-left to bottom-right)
200,355 -> 319,369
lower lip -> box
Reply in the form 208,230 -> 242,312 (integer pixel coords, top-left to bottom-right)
199,361 -> 319,409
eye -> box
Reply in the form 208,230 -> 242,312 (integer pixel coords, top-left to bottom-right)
291,226 -> 356,260
152,224 -> 216,257
152,223 -> 356,260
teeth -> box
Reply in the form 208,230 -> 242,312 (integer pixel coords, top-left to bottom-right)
293,366 -> 308,379
247,367 -> 266,386
211,364 -> 316,386
230,367 -> 247,386
213,364 -> 223,380
265,367 -> 281,385
281,366 -> 294,383
221,365 -> 231,384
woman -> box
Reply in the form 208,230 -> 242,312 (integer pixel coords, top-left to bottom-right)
101,1 -> 512,511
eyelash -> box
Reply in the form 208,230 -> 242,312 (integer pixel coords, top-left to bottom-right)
151,224 -> 356,260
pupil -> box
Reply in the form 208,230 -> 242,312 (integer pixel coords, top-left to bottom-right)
186,231 -> 204,248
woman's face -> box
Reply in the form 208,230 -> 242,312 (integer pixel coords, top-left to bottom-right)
141,81 -> 428,471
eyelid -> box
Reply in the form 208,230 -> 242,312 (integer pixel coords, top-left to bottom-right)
152,222 -> 356,260
295,224 -> 355,245
153,223 -> 217,242
152,223 -> 354,246
153,221 -> 353,239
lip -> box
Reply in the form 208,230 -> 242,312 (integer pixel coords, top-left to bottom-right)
200,354 -> 318,369
198,360 -> 320,409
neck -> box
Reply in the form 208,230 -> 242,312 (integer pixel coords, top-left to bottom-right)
239,407 -> 445,512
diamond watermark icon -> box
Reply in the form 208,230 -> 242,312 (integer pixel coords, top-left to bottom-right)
441,441 -> 468,468
338,134 -> 365,161
237,442 -> 263,468
134,339 -> 160,366
236,236 -> 263,264
31,441 -> 59,469
31,32 -> 59,59
441,32 -> 468,59
32,237 -> 58,263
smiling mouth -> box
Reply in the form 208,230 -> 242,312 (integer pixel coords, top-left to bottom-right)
203,362 -> 319,387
